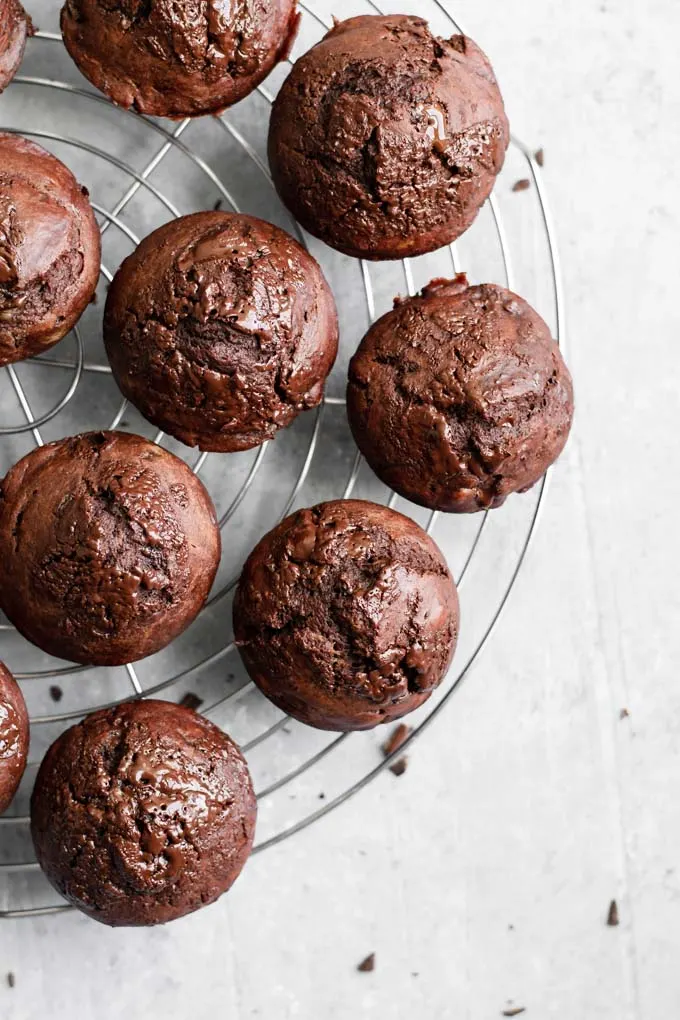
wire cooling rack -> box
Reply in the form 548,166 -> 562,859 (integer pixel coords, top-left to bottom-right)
0,0 -> 563,918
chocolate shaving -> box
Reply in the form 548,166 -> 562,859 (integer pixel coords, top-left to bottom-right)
179,692 -> 203,711
213,199 -> 223,211
619,707 -> 630,719
7,973 -> 15,989
502,1008 -> 526,1017
607,899 -> 619,926
389,757 -> 408,777
357,953 -> 375,973
382,723 -> 410,757
512,179 -> 531,193
534,148 -> 544,167
49,685 -> 63,703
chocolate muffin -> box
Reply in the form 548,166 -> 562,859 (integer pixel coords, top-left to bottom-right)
0,0 -> 31,93
0,662 -> 29,815
60,0 -> 299,118
0,133 -> 101,367
347,276 -> 574,513
31,700 -> 256,926
234,499 -> 459,731
268,15 -> 509,260
104,212 -> 338,452
0,431 -> 220,665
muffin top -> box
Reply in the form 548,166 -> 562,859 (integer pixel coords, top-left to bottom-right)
104,212 -> 338,452
61,0 -> 300,117
0,662 -> 29,814
234,499 -> 459,730
0,0 -> 31,94
0,431 -> 221,665
0,132 -> 101,366
31,700 -> 256,926
268,14 -> 509,259
347,276 -> 574,512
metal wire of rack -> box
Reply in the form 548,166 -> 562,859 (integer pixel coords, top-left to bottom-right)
0,0 -> 564,918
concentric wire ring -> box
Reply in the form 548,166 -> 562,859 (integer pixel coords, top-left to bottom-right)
0,8 -> 564,917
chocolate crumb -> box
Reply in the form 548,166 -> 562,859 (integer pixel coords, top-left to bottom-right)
389,756 -> 408,777
619,707 -> 630,719
502,1009 -> 526,1017
382,723 -> 410,757
7,973 -> 15,989
89,290 -> 99,305
318,792 -> 325,799
357,953 -> 375,973
508,923 -> 515,931
213,199 -> 223,211
411,971 -> 419,977
512,179 -> 531,193
607,899 -> 619,926
49,685 -> 63,703
179,692 -> 204,711
534,148 -> 545,167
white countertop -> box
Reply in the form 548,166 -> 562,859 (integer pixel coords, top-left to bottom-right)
1,1 -> 678,1017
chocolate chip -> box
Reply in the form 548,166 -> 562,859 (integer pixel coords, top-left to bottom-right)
382,722 -> 410,757
389,756 -> 408,777
49,685 -> 63,703
512,179 -> 531,193
7,973 -> 15,989
502,1008 -> 526,1017
534,148 -> 545,167
607,899 -> 619,926
179,692 -> 203,711
357,953 -> 375,973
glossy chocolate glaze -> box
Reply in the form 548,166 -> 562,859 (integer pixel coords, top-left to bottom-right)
104,212 -> 338,452
347,276 -> 574,513
268,14 -> 509,260
0,662 -> 29,815
60,0 -> 300,117
0,133 -> 101,367
31,700 -> 256,926
234,499 -> 459,731
0,431 -> 221,665
0,0 -> 31,94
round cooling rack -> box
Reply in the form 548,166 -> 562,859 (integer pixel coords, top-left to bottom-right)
0,1 -> 564,918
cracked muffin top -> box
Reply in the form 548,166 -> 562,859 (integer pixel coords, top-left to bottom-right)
0,662 -> 29,815
268,14 -> 509,260
347,276 -> 574,513
0,133 -> 101,367
0,431 -> 220,665
0,0 -> 32,94
104,212 -> 338,453
31,699 -> 256,926
233,499 -> 459,731
60,0 -> 300,117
